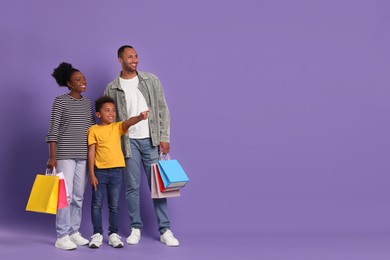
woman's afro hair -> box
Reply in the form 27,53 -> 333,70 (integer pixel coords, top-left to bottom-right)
51,62 -> 79,87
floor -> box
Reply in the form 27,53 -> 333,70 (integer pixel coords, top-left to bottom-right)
0,229 -> 389,260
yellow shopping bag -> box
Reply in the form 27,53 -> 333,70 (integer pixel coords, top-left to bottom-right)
26,174 -> 59,215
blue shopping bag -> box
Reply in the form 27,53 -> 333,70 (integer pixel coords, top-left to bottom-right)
158,154 -> 189,189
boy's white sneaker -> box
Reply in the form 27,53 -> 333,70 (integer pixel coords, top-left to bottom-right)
126,228 -> 141,245
55,235 -> 77,250
89,233 -> 103,248
109,233 -> 124,248
69,232 -> 89,246
160,230 -> 179,247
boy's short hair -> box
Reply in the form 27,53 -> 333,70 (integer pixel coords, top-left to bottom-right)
95,95 -> 115,112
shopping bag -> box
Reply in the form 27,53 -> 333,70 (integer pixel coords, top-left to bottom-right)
53,168 -> 69,209
151,163 -> 180,198
156,163 -> 181,193
26,174 -> 59,214
45,167 -> 69,210
56,172 -> 68,209
57,179 -> 68,209
55,170 -> 69,196
158,154 -> 189,189
46,167 -> 69,209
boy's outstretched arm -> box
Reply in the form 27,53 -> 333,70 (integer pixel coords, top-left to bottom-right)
122,110 -> 150,132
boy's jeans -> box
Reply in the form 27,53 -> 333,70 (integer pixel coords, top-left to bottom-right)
56,159 -> 87,238
91,167 -> 122,235
125,138 -> 170,234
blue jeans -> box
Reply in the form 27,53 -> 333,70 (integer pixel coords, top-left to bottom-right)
56,159 -> 87,238
125,138 -> 170,234
91,167 -> 122,235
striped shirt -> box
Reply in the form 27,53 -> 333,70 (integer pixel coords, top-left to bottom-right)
46,94 -> 95,160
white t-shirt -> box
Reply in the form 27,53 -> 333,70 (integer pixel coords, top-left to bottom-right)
120,76 -> 150,138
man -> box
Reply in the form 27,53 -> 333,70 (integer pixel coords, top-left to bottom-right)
104,45 -> 179,247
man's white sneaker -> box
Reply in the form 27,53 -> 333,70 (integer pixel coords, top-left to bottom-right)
160,230 -> 179,247
89,233 -> 103,248
55,235 -> 77,250
69,232 -> 89,246
109,233 -> 124,248
126,228 -> 141,245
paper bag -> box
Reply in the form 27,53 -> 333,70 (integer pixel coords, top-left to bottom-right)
151,164 -> 180,199
158,158 -> 189,189
26,174 -> 59,214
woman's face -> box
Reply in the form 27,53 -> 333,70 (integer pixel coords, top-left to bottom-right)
67,71 -> 87,92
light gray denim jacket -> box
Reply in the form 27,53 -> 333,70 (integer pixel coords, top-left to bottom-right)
104,71 -> 170,158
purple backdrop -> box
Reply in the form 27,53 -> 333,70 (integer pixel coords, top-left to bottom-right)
0,0 -> 389,258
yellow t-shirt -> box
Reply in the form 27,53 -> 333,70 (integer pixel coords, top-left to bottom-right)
88,122 -> 127,169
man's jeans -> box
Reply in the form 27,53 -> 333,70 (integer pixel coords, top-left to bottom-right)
91,167 -> 122,235
56,159 -> 87,238
125,138 -> 170,234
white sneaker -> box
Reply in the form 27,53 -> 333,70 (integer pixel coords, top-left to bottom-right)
89,233 -> 103,248
160,230 -> 179,247
69,232 -> 89,246
55,235 -> 77,250
126,228 -> 141,245
109,233 -> 124,248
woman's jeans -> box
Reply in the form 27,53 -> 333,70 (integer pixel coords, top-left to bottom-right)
56,159 -> 87,238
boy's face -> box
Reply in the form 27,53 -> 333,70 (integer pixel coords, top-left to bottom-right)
97,102 -> 116,125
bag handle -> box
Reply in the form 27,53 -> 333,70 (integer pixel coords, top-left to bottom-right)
45,167 -> 57,176
159,153 -> 171,161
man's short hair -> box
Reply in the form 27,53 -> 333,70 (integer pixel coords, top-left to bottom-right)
118,45 -> 134,58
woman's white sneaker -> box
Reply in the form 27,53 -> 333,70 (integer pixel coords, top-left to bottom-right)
160,230 -> 179,247
55,235 -> 77,250
69,232 -> 89,246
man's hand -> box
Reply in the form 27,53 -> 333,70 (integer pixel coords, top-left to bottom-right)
159,142 -> 170,154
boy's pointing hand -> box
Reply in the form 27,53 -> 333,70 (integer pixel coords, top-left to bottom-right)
140,109 -> 150,120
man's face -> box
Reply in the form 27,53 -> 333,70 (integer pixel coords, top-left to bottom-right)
120,47 -> 138,72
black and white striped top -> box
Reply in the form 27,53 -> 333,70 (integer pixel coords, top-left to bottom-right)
46,94 -> 95,160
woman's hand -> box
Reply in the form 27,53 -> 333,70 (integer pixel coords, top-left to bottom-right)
46,157 -> 57,169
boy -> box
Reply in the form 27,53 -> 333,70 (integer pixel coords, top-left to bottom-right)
87,96 -> 148,248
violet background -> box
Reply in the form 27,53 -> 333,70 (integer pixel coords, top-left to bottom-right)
0,0 -> 389,259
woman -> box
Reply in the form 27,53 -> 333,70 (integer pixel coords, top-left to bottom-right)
46,62 -> 95,250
